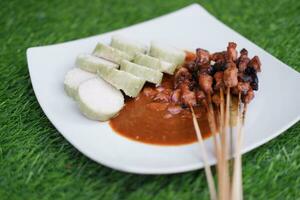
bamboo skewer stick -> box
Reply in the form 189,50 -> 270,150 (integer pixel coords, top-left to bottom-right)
231,93 -> 242,200
232,94 -> 247,200
218,87 -> 231,200
206,94 -> 223,199
219,88 -> 225,148
207,94 -> 222,158
218,88 -> 226,200
237,102 -> 247,200
190,106 -> 218,200
216,89 -> 223,200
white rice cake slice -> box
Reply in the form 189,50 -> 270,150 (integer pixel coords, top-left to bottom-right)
120,60 -> 163,85
149,42 -> 186,66
93,43 -> 133,64
97,65 -> 145,97
133,52 -> 177,75
76,54 -> 118,73
77,77 -> 124,121
64,68 -> 96,99
111,35 -> 147,57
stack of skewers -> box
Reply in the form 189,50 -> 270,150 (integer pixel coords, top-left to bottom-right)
177,42 -> 261,200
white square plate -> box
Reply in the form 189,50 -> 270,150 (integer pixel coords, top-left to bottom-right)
27,4 -> 300,174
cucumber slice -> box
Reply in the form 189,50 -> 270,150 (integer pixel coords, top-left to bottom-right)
120,60 -> 163,84
97,65 -> 145,97
64,68 -> 96,99
111,35 -> 147,57
133,52 -> 177,74
77,77 -> 124,121
149,42 -> 185,65
93,43 -> 133,64
76,54 -> 118,73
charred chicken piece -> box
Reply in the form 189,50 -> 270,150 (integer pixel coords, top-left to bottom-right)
240,48 -> 248,57
213,61 -> 227,72
242,88 -> 254,104
185,61 -> 198,72
226,42 -> 238,62
196,90 -> 206,103
248,56 -> 261,72
174,67 -> 192,89
224,62 -> 238,88
196,48 -> 210,65
214,71 -> 225,91
198,73 -> 213,94
244,66 -> 259,91
231,86 -> 239,96
238,72 -> 252,83
232,82 -> 251,95
211,51 -> 226,63
250,72 -> 259,91
238,82 -> 251,94
198,63 -> 213,74
212,93 -> 221,106
238,49 -> 250,72
180,83 -> 197,106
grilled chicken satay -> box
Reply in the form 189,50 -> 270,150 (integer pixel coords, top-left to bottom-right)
248,56 -> 261,72
199,73 -> 214,95
180,81 -> 197,106
154,42 -> 261,111
174,67 -> 192,89
196,48 -> 210,65
179,42 -> 261,200
237,48 -> 250,72
227,42 -> 238,62
224,62 -> 238,88
214,71 -> 225,91
196,90 -> 206,101
173,66 -> 198,106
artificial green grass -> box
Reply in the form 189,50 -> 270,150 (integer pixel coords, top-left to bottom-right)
0,0 -> 299,199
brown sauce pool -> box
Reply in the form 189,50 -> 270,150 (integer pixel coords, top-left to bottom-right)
109,75 -> 213,145
109,93 -> 211,145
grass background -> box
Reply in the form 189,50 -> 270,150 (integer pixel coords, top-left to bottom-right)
0,0 -> 299,199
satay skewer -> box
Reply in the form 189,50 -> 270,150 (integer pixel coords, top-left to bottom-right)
190,106 -> 218,200
194,42 -> 259,200
198,73 -> 223,195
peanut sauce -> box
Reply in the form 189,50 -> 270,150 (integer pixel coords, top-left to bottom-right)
109,76 -> 212,145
